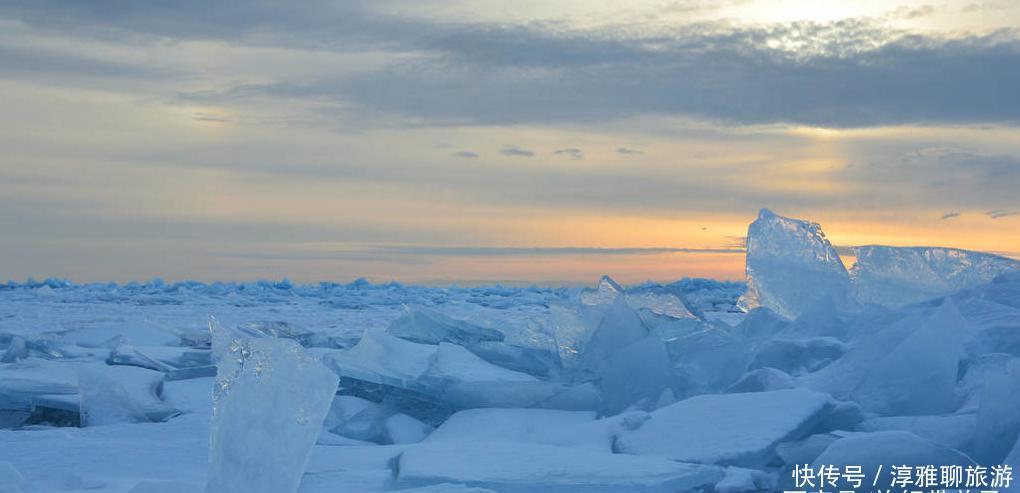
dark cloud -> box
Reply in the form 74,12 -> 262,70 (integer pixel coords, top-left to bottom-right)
500,146 -> 535,157
553,148 -> 583,160
987,209 -> 1019,219
617,147 -> 644,155
2,2 -> 1017,127
454,151 -> 479,158
940,211 -> 961,220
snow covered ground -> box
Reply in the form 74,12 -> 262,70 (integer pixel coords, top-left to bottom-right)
2,210 -> 1020,493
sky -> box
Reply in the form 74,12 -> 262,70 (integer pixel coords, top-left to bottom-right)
1,0 -> 1018,284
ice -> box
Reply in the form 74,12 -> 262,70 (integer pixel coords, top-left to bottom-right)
598,335 -> 675,414
0,462 -> 24,492
130,480 -> 202,492
735,307 -> 789,340
385,413 -> 432,444
78,368 -> 150,426
394,442 -> 725,493
749,337 -> 846,376
577,296 -> 648,376
386,306 -> 504,346
326,330 -> 437,389
737,209 -> 852,319
796,431 -> 974,491
332,401 -> 393,443
1,335 -> 27,363
848,299 -> 965,415
393,485 -> 497,493
580,275 -> 626,306
972,358 -> 1020,463
615,389 -> 838,467
857,414 -> 976,451
422,342 -> 539,385
322,394 -> 375,431
662,322 -> 752,396
714,467 -> 777,493
1006,437 -> 1020,493
582,275 -> 700,321
424,408 -> 607,451
851,245 -> 1020,307
205,322 -> 339,493
463,340 -> 560,377
800,299 -> 966,415
725,367 -> 795,393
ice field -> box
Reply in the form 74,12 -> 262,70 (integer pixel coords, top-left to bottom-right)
2,209 -> 1020,492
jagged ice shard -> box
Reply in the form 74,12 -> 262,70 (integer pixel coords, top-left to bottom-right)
205,319 -> 339,493
738,209 -> 852,319
851,245 -> 1020,308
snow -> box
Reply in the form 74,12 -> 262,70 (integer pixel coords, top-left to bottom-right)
395,442 -> 725,493
615,389 -> 838,467
385,413 -> 432,444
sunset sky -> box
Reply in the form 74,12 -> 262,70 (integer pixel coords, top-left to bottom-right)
1,1 -> 1018,284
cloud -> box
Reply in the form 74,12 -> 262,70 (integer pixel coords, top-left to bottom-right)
987,209 -> 1019,219
454,151 -> 479,158
4,2 -> 1017,128
218,244 -> 747,260
616,147 -> 644,155
940,211 -> 961,220
553,148 -> 583,160
500,146 -> 534,157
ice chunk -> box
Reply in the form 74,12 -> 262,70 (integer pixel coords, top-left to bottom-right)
715,467 -> 777,493
735,307 -> 789,340
737,209 -> 852,319
802,299 -> 966,415
1005,437 -> 1020,493
464,341 -> 560,377
386,306 -> 504,346
205,322 -> 339,493
725,367 -> 795,393
583,275 -> 699,321
1,335 -> 27,363
395,442 -> 724,493
78,368 -> 150,426
663,322 -> 752,396
794,431 -> 974,491
425,408 -> 605,451
421,342 -> 539,386
385,413 -> 432,444
615,389 -> 836,467
322,394 -> 375,431
775,433 -> 841,466
577,296 -> 648,376
851,245 -> 1020,308
599,335 -> 674,415
326,331 -> 437,389
749,337 -> 846,376
580,275 -> 626,306
858,414 -> 976,452
972,359 -> 1020,463
849,299 -> 965,415
334,402 -> 393,443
